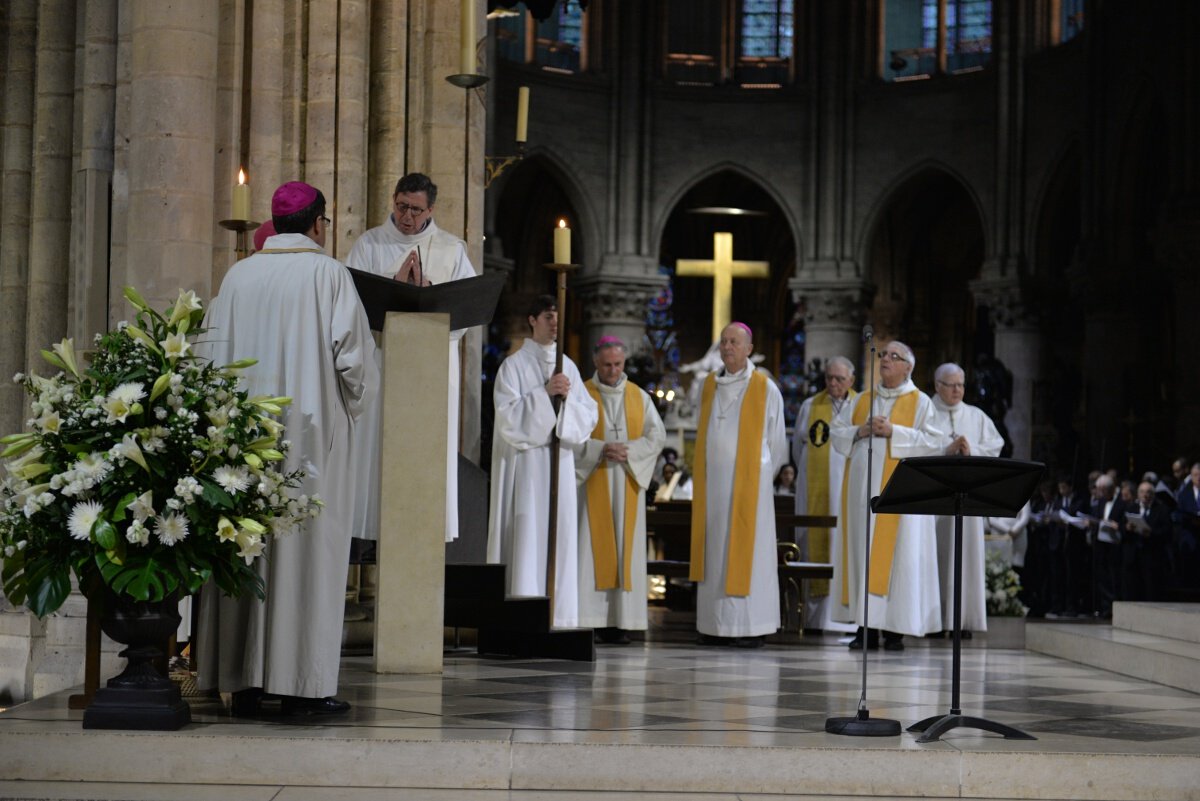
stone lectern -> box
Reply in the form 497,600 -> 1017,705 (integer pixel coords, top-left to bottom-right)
349,269 -> 504,674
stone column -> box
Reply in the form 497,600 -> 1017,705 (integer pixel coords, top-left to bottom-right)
247,0 -> 286,216
70,0 -> 117,341
791,280 -> 871,374
575,272 -> 666,356
123,4 -> 219,312
972,278 -> 1040,461
24,0 -> 76,375
332,0 -> 370,259
367,0 -> 408,225
0,0 -> 37,437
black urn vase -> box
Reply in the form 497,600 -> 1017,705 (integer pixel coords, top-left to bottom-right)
82,593 -> 191,730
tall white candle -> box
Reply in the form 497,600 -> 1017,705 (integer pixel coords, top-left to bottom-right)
232,168 -> 250,221
516,86 -> 530,143
460,0 -> 476,75
554,219 -> 570,264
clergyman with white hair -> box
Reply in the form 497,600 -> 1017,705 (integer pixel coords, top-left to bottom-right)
791,355 -> 858,634
929,362 -> 1005,637
830,340 -> 944,651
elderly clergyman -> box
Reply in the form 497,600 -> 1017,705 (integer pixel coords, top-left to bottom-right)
690,322 -> 788,647
573,336 -> 665,644
831,340 -> 944,651
792,356 -> 858,634
929,362 -> 1004,637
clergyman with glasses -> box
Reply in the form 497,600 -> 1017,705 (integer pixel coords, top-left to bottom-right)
791,356 -> 859,635
929,362 -> 1004,638
345,173 -> 478,546
830,340 -> 945,651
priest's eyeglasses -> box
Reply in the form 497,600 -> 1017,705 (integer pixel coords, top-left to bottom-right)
878,351 -> 909,363
936,380 -> 965,390
395,203 -> 429,218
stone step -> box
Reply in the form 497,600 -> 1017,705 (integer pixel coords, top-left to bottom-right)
1113,601 -> 1200,644
1026,622 -> 1200,694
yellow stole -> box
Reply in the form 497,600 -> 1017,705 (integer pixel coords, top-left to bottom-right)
804,388 -> 856,597
584,378 -> 644,591
839,389 -> 919,604
690,369 -> 768,596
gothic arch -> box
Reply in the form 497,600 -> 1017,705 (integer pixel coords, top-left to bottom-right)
858,162 -> 989,386
651,161 -> 805,269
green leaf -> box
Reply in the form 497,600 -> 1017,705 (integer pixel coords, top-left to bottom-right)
122,558 -> 166,601
25,561 -> 71,618
112,491 -> 136,523
92,519 -> 118,550
200,480 -> 235,510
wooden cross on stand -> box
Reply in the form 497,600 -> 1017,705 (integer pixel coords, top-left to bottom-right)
675,232 -> 770,343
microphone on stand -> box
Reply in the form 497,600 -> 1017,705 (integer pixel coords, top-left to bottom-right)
862,324 -> 874,343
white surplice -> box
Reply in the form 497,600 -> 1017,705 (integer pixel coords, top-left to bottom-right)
197,232 -> 379,698
929,397 -> 1005,631
830,380 -> 944,636
486,339 -> 598,628
791,390 -> 857,633
696,366 -> 789,638
573,374 -> 665,630
345,217 -> 476,542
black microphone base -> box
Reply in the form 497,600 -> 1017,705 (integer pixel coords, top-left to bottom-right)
825,710 -> 902,737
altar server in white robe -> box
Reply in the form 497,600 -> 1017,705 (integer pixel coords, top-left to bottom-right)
691,322 -> 788,646
831,340 -> 944,650
346,173 -> 476,543
792,356 -> 859,634
198,182 -> 378,714
574,336 -> 666,642
487,295 -> 598,628
930,362 -> 1005,634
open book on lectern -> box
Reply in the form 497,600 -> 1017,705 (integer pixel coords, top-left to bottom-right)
347,267 -> 506,333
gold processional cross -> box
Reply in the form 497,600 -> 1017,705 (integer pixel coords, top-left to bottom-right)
675,231 -> 770,343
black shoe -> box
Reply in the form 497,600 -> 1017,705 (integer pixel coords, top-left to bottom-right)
281,695 -> 351,716
960,629 -> 972,640
848,630 -> 879,650
732,635 -> 765,649
925,630 -> 947,639
696,633 -> 727,646
883,634 -> 905,651
230,688 -> 264,717
597,627 -> 631,645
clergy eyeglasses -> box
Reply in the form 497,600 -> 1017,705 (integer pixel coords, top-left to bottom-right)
395,203 -> 428,218
936,380 -> 965,390
878,351 -> 909,363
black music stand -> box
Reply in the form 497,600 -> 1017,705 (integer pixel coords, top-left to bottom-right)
871,456 -> 1044,743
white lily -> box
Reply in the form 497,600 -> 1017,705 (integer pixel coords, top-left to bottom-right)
160,332 -> 191,361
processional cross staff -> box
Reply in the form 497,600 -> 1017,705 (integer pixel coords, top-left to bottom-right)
544,223 -> 577,628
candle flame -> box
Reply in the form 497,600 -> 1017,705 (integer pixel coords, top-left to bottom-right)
557,218 -> 567,229
238,168 -> 247,185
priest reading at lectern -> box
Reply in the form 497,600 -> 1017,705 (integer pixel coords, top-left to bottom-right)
830,340 -> 944,652
690,322 -> 788,648
487,296 -> 598,628
198,181 -> 379,716
345,173 -> 476,544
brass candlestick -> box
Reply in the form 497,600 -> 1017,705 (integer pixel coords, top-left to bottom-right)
219,219 -> 262,261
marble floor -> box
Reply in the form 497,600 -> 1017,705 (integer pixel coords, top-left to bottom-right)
2,631 -> 1199,800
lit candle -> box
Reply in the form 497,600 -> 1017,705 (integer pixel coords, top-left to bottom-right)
516,86 -> 530,143
554,218 -> 570,264
460,0 -> 476,76
232,168 -> 250,221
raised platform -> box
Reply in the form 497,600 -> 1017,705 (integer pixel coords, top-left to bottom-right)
1027,601 -> 1200,694
2,633 -> 1199,800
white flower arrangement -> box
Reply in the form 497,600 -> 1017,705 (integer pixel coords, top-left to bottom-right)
985,549 -> 1027,617
0,287 -> 321,616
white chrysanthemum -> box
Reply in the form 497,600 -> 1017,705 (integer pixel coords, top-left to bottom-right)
155,513 -> 189,546
126,519 -> 150,546
212,465 -> 251,494
68,500 -> 104,541
160,332 -> 191,360
74,452 -> 111,482
127,490 -> 154,523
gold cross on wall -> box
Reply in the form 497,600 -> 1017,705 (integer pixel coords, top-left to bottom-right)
675,232 -> 770,343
